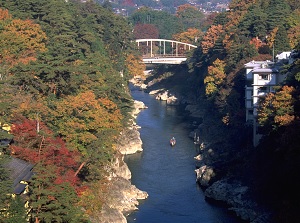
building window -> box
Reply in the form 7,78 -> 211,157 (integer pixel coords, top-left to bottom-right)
258,86 -> 267,93
259,74 -> 269,80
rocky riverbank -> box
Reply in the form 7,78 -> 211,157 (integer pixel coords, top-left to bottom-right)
96,94 -> 149,223
130,72 -> 273,223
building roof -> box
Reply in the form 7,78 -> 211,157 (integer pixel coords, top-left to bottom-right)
253,68 -> 279,73
4,157 -> 34,194
244,60 -> 275,68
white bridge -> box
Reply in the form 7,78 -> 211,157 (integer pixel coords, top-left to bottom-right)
136,39 -> 197,64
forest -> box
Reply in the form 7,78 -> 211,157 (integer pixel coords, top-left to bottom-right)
0,0 -> 300,222
0,0 -> 146,222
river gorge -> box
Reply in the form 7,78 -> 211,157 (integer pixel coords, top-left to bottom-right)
124,85 -> 242,223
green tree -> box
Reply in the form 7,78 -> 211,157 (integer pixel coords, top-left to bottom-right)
274,25 -> 292,54
175,4 -> 205,30
266,0 -> 291,32
29,165 -> 87,223
0,156 -> 13,217
129,7 -> 182,39
4,196 -> 27,223
238,5 -> 268,38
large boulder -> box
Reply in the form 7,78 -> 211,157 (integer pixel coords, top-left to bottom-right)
131,100 -> 148,119
195,165 -> 215,187
204,179 -> 271,222
116,128 -> 143,155
111,152 -> 132,180
97,177 -> 148,223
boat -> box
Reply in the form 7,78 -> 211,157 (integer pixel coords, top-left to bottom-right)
170,137 -> 176,146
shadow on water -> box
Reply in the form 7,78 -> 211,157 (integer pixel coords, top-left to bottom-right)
125,86 -> 244,223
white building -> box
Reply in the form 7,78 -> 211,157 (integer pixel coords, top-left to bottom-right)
244,52 -> 292,146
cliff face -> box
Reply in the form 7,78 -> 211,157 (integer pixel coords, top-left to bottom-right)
96,98 -> 149,223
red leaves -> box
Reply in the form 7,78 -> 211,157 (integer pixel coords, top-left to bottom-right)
133,23 -> 159,39
10,117 -> 82,189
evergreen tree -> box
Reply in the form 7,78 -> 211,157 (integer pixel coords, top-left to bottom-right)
274,25 -> 291,54
238,5 -> 268,38
29,164 -> 88,223
5,196 -> 27,223
0,156 -> 13,215
266,0 -> 291,32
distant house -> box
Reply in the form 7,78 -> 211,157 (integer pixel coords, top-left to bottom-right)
244,52 -> 292,146
4,157 -> 34,195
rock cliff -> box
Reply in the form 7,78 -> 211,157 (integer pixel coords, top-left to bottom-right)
96,94 -> 149,223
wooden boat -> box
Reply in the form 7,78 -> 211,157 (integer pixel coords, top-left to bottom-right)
170,137 -> 176,146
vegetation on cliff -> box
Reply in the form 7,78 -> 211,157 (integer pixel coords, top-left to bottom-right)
0,0 -> 145,222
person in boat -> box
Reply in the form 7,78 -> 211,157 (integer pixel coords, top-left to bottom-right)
170,136 -> 176,146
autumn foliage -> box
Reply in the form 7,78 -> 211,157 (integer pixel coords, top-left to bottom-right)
10,118 -> 82,187
126,53 -> 146,77
133,23 -> 159,39
201,25 -> 224,54
204,59 -> 226,95
0,9 -> 47,70
172,28 -> 203,44
258,86 -> 295,129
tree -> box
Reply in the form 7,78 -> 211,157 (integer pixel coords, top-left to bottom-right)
258,86 -> 295,131
172,28 -> 203,44
49,91 -> 122,155
133,23 -> 159,39
266,0 -> 291,32
286,9 -> 300,48
204,59 -> 226,96
29,167 -> 87,223
201,24 -> 224,54
4,196 -> 27,223
0,8 -> 47,80
125,53 -> 146,78
274,25 -> 291,54
175,4 -> 204,30
0,156 -> 13,218
129,7 -> 182,39
238,5 -> 268,38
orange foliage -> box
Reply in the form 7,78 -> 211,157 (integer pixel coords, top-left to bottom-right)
258,86 -> 295,128
125,53 -> 146,77
52,91 -> 123,153
0,8 -> 11,20
0,9 -> 47,71
227,0 -> 257,26
79,179 -> 110,216
267,27 -> 278,48
204,59 -> 226,95
172,28 -> 203,44
250,37 -> 265,49
176,4 -> 198,17
201,25 -> 224,54
287,24 -> 300,48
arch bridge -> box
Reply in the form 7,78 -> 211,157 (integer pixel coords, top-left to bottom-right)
135,39 -> 197,64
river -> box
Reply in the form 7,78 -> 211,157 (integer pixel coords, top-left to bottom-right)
125,86 -> 242,223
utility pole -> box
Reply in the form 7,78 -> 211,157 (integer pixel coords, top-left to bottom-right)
273,40 -> 275,62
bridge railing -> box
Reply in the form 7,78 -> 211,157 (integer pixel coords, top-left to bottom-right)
142,54 -> 186,58
135,39 -> 197,58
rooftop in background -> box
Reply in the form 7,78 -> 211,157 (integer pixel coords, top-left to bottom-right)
96,0 -> 230,16
4,157 -> 34,195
